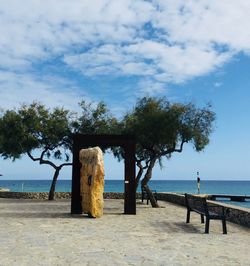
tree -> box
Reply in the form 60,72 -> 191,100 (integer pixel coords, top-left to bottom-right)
0,101 -> 117,200
115,97 -> 215,207
0,103 -> 72,200
72,100 -> 118,135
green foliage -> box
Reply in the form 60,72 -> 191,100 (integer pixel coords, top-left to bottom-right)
73,100 -> 118,135
0,103 -> 72,161
120,96 -> 215,163
0,97 -> 215,203
0,110 -> 25,159
0,100 -> 119,162
0,100 -> 117,200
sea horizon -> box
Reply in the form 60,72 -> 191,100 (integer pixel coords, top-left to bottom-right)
1,179 -> 250,181
1,179 -> 250,209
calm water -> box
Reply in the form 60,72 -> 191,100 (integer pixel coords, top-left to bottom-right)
1,179 -> 250,208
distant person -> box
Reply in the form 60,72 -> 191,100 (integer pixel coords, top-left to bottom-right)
197,171 -> 200,194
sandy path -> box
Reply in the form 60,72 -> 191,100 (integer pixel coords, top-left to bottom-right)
0,198 -> 249,266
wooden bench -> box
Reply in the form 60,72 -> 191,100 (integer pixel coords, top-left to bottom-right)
185,193 -> 227,234
141,186 -> 158,205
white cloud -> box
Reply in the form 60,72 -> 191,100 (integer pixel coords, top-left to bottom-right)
0,71 -> 87,110
64,40 -> 232,83
64,43 -> 159,77
137,79 -> 166,96
1,0 -> 250,108
158,45 -> 232,82
153,0 -> 250,51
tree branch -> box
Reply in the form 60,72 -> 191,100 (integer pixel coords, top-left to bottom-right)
40,148 -> 49,160
59,162 -> 72,168
27,151 -> 41,162
27,150 -> 57,169
160,139 -> 187,157
174,139 -> 186,153
136,158 -> 149,170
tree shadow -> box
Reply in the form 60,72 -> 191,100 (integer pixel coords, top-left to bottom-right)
0,201 -> 124,218
1,198 -> 180,218
0,210 -> 125,219
0,212 -> 73,219
152,221 -> 202,234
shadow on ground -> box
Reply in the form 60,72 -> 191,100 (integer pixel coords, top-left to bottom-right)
0,210 -> 125,219
0,199 -> 125,218
152,221 -> 202,234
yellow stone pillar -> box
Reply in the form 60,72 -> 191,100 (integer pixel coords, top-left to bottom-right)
79,147 -> 104,218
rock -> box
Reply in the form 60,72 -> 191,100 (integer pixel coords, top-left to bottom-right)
79,147 -> 104,218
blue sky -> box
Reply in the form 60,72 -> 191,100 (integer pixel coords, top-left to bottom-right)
0,1 -> 250,180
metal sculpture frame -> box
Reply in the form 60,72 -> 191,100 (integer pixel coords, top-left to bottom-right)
71,134 -> 136,215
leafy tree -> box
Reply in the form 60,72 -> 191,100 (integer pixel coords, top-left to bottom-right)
0,101 -> 117,200
115,97 -> 215,207
72,100 -> 118,135
0,103 -> 72,200
0,97 -> 215,206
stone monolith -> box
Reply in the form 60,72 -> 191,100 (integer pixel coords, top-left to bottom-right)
79,147 -> 104,218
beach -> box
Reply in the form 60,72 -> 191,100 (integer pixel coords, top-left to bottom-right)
0,198 -> 249,266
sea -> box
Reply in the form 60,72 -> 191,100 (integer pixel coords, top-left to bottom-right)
1,179 -> 250,208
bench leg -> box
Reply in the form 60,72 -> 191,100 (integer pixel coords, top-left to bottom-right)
186,210 -> 190,223
222,219 -> 227,234
201,214 -> 204,223
205,217 -> 210,234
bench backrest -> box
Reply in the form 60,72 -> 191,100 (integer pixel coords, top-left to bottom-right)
185,193 -> 208,215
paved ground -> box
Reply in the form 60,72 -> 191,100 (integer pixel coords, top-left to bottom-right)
0,198 -> 249,266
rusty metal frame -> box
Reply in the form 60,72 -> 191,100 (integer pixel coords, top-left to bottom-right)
71,134 -> 136,215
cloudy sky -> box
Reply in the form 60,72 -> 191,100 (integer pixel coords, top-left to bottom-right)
0,0 -> 250,180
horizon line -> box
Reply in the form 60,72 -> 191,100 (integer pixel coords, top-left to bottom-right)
1,179 -> 250,181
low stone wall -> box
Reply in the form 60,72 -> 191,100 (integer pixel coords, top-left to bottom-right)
0,191 -> 72,199
104,192 -> 141,199
1,191 -> 249,227
157,192 -> 186,206
0,191 -> 142,200
158,192 -> 250,228
207,200 -> 250,228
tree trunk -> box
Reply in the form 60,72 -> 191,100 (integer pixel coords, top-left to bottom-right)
141,157 -> 159,207
48,167 -> 60,200
135,166 -> 144,190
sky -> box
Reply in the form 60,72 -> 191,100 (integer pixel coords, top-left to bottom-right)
0,0 -> 250,181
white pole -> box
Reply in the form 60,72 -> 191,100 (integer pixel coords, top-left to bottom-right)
197,171 -> 200,194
